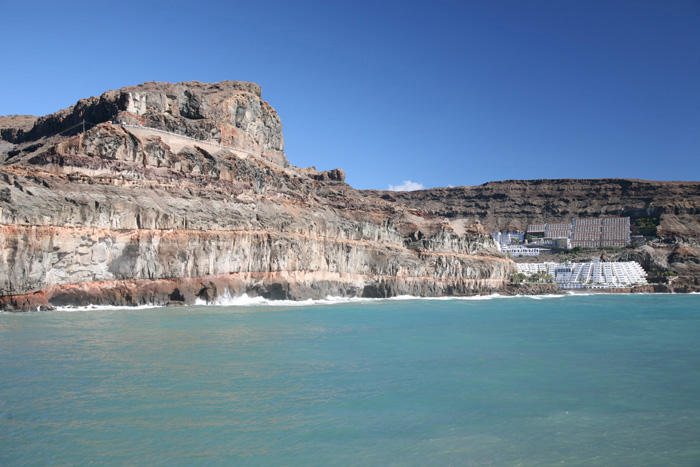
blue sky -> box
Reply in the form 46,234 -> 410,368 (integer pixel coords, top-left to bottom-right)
1,0 -> 698,190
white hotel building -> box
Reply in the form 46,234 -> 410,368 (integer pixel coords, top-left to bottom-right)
499,244 -> 544,257
492,232 -> 525,245
492,232 -> 543,257
517,259 -> 648,289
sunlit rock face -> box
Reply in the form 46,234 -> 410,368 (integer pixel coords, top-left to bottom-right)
378,179 -> 700,292
4,81 -> 287,167
0,81 -> 512,310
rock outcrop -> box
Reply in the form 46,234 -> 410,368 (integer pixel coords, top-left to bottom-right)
0,81 -> 512,310
3,81 -> 287,167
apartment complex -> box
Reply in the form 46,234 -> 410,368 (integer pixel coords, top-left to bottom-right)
517,259 -> 647,289
571,217 -> 630,248
545,223 -> 572,239
526,217 -> 630,248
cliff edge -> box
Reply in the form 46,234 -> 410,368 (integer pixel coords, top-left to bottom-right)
0,81 -> 512,310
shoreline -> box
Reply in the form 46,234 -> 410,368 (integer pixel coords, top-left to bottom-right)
2,288 -> 698,314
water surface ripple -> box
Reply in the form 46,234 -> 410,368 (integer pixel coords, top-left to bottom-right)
2,294 -> 700,465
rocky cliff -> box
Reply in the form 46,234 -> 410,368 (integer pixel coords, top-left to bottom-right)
374,179 -> 700,291
373,179 -> 700,239
0,81 -> 512,310
3,81 -> 287,167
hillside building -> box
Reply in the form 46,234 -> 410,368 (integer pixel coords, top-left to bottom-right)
499,244 -> 543,257
491,232 -> 525,245
545,223 -> 572,239
571,217 -> 630,248
526,217 -> 631,248
517,259 -> 647,289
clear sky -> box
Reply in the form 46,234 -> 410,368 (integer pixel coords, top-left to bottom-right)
1,0 -> 698,190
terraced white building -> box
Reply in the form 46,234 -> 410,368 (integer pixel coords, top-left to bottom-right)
517,259 -> 648,289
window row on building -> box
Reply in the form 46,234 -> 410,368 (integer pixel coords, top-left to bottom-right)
527,217 -> 631,248
498,244 -> 542,257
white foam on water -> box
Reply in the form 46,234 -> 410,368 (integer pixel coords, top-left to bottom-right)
195,291 -> 373,308
0,294 -> 518,313
195,292 -> 518,308
565,291 -> 597,296
525,294 -> 567,300
9,290 -> 690,314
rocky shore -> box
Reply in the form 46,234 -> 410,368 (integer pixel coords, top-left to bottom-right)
1,81 -> 698,311
0,81 -> 513,310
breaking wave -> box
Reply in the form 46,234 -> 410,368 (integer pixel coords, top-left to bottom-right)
525,294 -> 568,300
7,291 -> 668,314
196,292 -> 560,307
195,292 -> 373,307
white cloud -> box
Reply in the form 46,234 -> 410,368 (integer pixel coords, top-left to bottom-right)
388,180 -> 424,191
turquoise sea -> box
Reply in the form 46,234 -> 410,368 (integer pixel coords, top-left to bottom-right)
2,294 -> 700,466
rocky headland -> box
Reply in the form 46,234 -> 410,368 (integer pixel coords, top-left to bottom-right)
2,81 -> 698,311
0,81 -> 512,310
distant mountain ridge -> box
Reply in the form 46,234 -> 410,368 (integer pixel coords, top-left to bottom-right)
371,178 -> 700,239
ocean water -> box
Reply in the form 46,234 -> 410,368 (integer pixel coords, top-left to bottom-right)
1,294 -> 700,466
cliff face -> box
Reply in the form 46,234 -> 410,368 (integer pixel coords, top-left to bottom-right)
3,81 -> 287,167
376,179 -> 700,290
373,179 -> 700,239
0,81 -> 511,310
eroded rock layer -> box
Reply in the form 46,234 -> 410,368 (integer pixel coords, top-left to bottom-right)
374,179 -> 700,239
0,81 -> 511,310
376,179 -> 700,291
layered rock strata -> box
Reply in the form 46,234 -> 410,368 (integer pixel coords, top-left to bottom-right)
3,81 -> 287,167
374,179 -> 700,239
0,81 -> 512,310
376,179 -> 700,291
